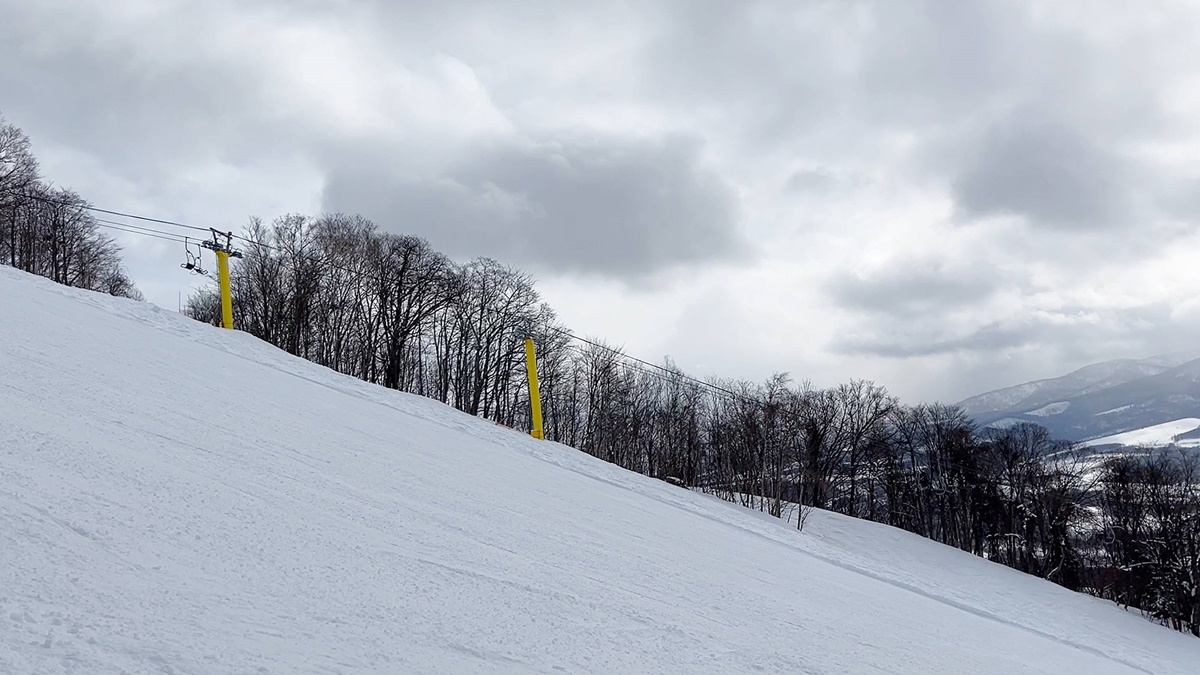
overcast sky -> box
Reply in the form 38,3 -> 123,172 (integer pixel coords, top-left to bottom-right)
4,0 -> 1200,403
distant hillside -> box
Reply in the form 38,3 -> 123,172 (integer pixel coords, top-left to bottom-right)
959,353 -> 1200,442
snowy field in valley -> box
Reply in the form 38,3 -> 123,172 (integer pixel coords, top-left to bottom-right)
3,265 -> 1199,674
1086,418 -> 1200,448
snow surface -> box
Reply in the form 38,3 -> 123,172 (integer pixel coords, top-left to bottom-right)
3,265 -> 1200,674
1027,401 -> 1070,417
1085,418 -> 1200,448
982,416 -> 1027,430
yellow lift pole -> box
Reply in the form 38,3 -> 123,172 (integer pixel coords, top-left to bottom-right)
202,229 -> 243,330
216,249 -> 233,329
524,338 -> 545,440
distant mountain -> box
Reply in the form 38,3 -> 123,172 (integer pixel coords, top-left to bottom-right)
958,352 -> 1200,442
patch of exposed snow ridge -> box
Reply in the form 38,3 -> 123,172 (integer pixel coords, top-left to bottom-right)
985,417 -> 1028,430
1027,401 -> 1070,417
2,265 -> 1199,674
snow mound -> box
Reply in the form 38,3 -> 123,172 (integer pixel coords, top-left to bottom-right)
3,265 -> 1198,674
1086,418 -> 1200,448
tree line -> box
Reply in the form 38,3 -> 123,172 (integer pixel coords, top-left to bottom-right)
0,113 -> 141,299
185,212 -> 1200,638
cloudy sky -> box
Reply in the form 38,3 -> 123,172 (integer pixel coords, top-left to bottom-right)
4,0 -> 1200,403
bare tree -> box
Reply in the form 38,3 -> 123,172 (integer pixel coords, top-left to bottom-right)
0,114 -> 39,266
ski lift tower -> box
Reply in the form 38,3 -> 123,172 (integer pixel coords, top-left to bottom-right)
201,229 -> 243,330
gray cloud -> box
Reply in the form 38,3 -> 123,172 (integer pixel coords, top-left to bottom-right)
834,303 -> 1189,361
0,2 -> 315,169
853,1 -> 1020,125
836,322 -> 1024,359
320,132 -> 749,279
636,1 -> 861,151
826,258 -> 1019,319
637,1 -> 1178,232
784,168 -> 840,194
951,115 -> 1135,229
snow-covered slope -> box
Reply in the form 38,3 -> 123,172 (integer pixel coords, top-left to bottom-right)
3,266 -> 1199,674
1085,418 -> 1200,448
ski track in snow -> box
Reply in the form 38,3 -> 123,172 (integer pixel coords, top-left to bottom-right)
3,266 -> 1200,674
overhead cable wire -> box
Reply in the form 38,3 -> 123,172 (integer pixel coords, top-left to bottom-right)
0,189 -> 210,233
94,218 -> 190,243
555,340 -> 759,411
95,221 -> 189,244
548,326 -> 751,403
8,194 -> 778,410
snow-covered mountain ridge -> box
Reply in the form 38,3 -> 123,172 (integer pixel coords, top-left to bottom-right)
959,353 -> 1200,442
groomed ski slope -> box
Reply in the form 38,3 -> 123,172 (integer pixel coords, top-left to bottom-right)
2,266 -> 1198,675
